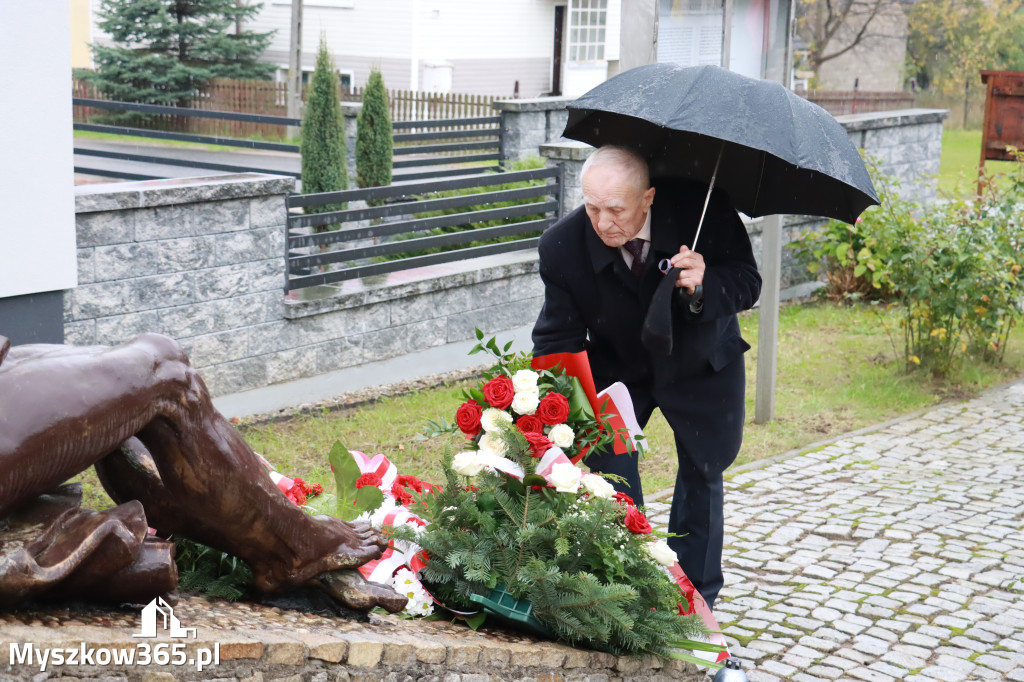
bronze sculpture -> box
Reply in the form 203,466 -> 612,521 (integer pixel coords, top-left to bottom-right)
0,332 -> 405,613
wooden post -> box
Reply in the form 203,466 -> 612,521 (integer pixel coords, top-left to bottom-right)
286,0 -> 303,139
755,213 -> 782,424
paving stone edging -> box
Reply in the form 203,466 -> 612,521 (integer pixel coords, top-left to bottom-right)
0,597 -> 706,681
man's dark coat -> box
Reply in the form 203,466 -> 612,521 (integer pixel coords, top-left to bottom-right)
532,180 -> 762,475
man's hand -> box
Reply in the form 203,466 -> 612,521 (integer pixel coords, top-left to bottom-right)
669,245 -> 705,295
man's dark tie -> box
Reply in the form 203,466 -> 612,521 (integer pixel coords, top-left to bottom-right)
624,238 -> 646,278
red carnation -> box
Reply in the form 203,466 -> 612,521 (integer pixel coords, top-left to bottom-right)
482,375 -> 515,410
356,472 -> 383,489
391,474 -> 437,507
285,485 -> 307,506
613,491 -> 636,507
624,506 -> 653,534
524,431 -> 553,458
293,477 -> 312,494
536,392 -> 570,425
515,414 -> 544,434
455,399 -> 483,437
311,483 -> 324,496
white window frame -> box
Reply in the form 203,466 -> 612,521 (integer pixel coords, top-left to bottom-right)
567,0 -> 608,63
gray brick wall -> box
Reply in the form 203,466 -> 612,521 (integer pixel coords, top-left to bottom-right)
70,175 -> 542,397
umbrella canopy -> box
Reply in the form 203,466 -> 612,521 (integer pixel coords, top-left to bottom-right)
564,63 -> 879,225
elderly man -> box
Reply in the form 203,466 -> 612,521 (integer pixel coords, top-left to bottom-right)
532,145 -> 761,609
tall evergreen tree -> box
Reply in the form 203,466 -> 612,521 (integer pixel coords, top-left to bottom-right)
356,69 -> 393,200
300,37 -> 348,217
84,0 -> 275,106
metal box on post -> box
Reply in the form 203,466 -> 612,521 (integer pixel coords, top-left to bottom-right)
979,70 -> 1024,193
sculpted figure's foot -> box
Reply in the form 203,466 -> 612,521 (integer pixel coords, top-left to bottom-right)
317,569 -> 408,614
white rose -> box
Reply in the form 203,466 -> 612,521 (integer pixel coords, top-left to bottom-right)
512,369 -> 540,392
478,432 -> 507,458
645,539 -> 678,567
480,408 -> 513,432
580,473 -> 616,499
511,390 -> 540,415
548,423 -> 575,449
452,450 -> 483,477
548,462 -> 583,494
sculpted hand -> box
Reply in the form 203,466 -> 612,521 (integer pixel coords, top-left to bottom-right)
669,245 -> 705,295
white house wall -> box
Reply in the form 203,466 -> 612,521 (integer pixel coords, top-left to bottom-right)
255,0 -> 417,89
249,0 -> 556,95
0,0 -> 77,298
414,0 -> 555,96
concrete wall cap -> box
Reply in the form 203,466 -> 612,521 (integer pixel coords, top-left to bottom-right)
837,108 -> 950,132
492,96 -> 575,112
75,173 -> 296,214
539,140 -> 594,161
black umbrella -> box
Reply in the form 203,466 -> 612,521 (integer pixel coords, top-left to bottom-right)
564,63 -> 879,249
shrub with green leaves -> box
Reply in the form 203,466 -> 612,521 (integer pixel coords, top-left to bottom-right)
301,36 -> 347,217
790,156 -> 918,301
356,69 -> 393,204
794,151 -> 1024,375
885,152 -> 1024,374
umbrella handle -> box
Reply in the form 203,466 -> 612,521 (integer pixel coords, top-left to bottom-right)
692,142 -> 724,252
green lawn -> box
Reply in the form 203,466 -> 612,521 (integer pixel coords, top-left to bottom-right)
938,129 -> 1018,197
231,301 -> 1024,498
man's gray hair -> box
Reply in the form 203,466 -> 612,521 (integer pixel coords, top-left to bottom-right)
581,145 -> 651,193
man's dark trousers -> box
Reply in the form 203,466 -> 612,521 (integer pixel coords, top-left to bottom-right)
584,383 -> 732,610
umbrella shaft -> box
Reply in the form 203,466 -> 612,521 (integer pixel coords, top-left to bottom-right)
692,143 -> 724,251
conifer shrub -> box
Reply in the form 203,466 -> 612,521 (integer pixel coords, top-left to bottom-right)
300,36 -> 347,217
356,69 -> 394,205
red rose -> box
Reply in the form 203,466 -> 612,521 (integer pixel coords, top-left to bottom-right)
624,506 -> 653,534
455,399 -> 483,437
536,392 -> 570,425
356,472 -> 383,489
515,414 -> 544,434
482,375 -> 515,410
613,491 -> 636,507
524,431 -> 553,458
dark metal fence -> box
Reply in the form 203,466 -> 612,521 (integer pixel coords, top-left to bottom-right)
72,98 -> 502,182
392,116 -> 502,181
284,167 -> 560,291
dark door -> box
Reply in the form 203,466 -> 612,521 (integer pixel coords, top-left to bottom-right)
552,5 -> 565,96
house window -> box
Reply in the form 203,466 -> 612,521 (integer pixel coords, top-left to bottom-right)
568,0 -> 607,62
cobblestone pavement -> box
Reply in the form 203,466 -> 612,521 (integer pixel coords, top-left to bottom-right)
647,380 -> 1024,682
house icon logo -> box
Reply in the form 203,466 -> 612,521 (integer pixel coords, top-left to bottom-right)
133,597 -> 197,638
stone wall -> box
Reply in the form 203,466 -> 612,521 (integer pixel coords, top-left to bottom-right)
70,173 -> 542,397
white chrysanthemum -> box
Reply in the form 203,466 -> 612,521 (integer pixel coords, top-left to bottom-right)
511,390 -> 540,415
580,473 -> 616,499
548,462 -> 583,494
511,369 -> 540,392
480,408 -> 513,432
392,568 -> 434,616
478,432 -> 507,458
548,423 -> 575,449
645,539 -> 678,567
452,450 -> 484,476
